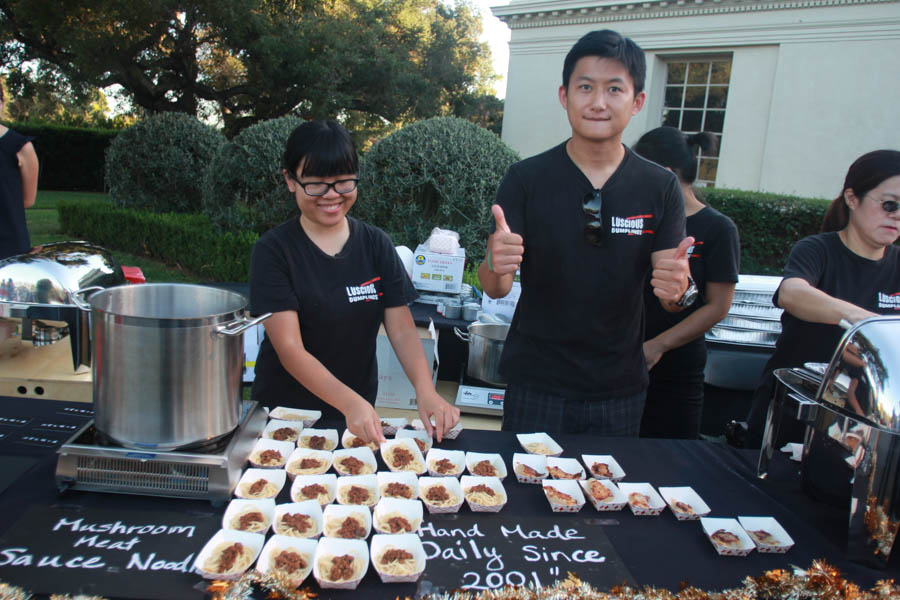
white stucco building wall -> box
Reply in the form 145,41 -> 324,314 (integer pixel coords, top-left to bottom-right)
492,0 -> 900,199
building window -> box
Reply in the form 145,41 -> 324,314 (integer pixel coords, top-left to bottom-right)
661,58 -> 732,186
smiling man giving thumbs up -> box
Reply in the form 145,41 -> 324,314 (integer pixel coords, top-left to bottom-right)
477,30 -> 693,437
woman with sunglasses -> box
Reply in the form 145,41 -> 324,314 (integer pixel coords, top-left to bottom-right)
746,149 -> 900,447
632,127 -> 740,439
249,120 -> 460,444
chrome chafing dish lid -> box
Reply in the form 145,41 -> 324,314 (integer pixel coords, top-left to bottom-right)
816,316 -> 900,433
0,241 -> 124,312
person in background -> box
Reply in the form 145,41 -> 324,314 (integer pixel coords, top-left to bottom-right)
633,127 -> 740,439
0,83 -> 39,260
250,120 -> 459,443
478,30 -> 694,436
745,149 -> 900,447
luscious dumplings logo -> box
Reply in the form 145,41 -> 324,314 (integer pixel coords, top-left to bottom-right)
877,292 -> 900,310
611,213 -> 654,236
346,277 -> 382,303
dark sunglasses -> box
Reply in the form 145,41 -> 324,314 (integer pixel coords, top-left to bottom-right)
583,189 -> 604,247
879,199 -> 899,213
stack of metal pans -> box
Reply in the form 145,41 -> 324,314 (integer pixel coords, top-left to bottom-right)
706,275 -> 783,347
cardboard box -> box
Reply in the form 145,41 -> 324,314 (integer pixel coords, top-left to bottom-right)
481,278 -> 521,321
411,244 -> 466,294
242,323 -> 265,382
375,322 -> 439,409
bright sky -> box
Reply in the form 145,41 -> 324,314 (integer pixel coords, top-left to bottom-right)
474,0 -> 511,98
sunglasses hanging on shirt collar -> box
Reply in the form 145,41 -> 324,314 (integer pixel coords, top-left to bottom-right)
583,189 -> 604,247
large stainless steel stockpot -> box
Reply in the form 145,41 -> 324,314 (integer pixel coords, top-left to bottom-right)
455,322 -> 509,387
85,283 -> 269,450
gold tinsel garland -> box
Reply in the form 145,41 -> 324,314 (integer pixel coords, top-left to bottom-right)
0,561 -> 896,600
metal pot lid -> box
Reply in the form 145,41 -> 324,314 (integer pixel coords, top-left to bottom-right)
815,316 -> 900,434
0,242 -> 125,310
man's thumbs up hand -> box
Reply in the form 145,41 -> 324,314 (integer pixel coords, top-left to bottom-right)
651,236 -> 694,303
486,204 -> 524,275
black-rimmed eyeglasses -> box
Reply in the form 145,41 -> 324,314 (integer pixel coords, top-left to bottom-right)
583,189 -> 604,247
290,174 -> 359,196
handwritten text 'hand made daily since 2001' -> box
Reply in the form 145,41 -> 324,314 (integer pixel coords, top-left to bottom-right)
419,521 -> 608,590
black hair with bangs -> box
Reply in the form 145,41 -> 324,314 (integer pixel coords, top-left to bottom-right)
562,30 -> 645,94
283,119 -> 358,178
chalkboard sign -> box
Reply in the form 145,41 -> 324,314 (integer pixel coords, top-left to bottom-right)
0,505 -> 220,599
418,513 -> 635,593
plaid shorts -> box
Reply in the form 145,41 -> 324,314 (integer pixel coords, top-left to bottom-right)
501,382 -> 646,436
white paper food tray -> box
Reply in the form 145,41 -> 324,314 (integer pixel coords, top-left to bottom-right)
581,454 -> 625,481
370,533 -> 426,583
541,479 -> 585,513
547,456 -> 586,480
465,452 -> 507,480
460,475 -> 507,513
512,453 -> 548,484
193,529 -> 265,580
659,486 -> 711,520
580,479 -> 626,512
256,535 -> 317,587
419,476 -> 464,514
312,538 -> 369,589
617,482 -> 665,516
737,516 -> 794,553
700,517 -> 756,556
517,432 -> 562,456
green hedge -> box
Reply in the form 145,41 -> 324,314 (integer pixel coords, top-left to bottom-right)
105,113 -> 225,213
357,117 -> 519,261
703,188 -> 830,275
5,121 -> 117,192
58,200 -> 257,281
202,115 -> 304,234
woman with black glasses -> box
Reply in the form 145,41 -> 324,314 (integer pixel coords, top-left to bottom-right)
249,120 -> 459,444
632,127 -> 740,439
746,149 -> 900,447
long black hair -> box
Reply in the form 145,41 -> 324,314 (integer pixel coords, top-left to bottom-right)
283,119 -> 358,179
822,150 -> 900,232
632,126 -> 717,185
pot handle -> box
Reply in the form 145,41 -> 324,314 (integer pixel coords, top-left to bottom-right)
215,312 -> 272,337
71,286 -> 104,311
453,326 -> 469,342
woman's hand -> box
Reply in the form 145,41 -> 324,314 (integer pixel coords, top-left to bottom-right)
416,389 -> 460,443
643,339 -> 665,371
344,397 -> 387,445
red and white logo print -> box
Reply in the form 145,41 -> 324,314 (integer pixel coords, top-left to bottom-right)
611,213 -> 654,236
346,277 -> 383,303
877,292 -> 900,310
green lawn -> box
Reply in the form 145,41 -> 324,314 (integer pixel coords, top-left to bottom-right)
28,190 -> 208,284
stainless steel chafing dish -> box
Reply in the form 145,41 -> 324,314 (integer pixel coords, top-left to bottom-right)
0,241 -> 125,370
758,316 -> 900,568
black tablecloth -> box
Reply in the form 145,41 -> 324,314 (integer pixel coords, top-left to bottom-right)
0,396 -> 896,599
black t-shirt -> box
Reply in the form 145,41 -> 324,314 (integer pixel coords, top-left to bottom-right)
644,206 -> 740,376
765,232 -> 900,372
495,142 -> 685,398
0,129 -> 33,260
249,216 -> 417,417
